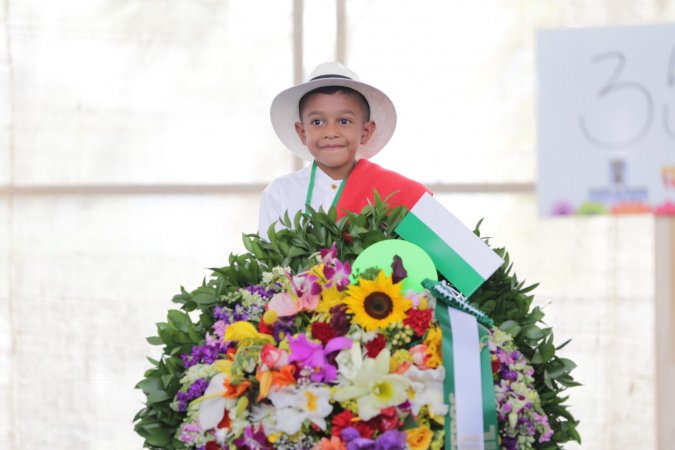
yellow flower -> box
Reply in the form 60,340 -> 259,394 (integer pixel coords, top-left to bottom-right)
423,325 -> 442,368
406,426 -> 434,450
212,359 -> 232,375
344,270 -> 411,331
224,321 -> 274,343
314,285 -> 347,317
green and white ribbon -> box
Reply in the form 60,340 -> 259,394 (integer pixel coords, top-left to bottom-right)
429,280 -> 499,450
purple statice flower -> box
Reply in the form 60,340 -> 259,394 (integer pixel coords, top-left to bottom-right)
214,302 -> 264,324
245,285 -> 275,299
178,422 -> 202,444
181,341 -> 229,369
210,320 -> 228,341
176,378 -> 209,412
232,425 -> 272,450
500,368 -> 519,381
213,305 -> 234,323
273,315 -> 295,342
501,435 -> 518,450
233,303 -> 250,321
533,412 -> 554,442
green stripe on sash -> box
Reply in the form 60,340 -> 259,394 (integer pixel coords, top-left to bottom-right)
479,325 -> 499,450
434,300 -> 457,450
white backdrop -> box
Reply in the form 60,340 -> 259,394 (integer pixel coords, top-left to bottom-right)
1,1 -> 672,449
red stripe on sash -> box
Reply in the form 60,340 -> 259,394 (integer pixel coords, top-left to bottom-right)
336,159 -> 431,219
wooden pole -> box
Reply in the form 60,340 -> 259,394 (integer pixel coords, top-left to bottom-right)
655,217 -> 675,449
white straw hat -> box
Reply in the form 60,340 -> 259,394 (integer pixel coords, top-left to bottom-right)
270,62 -> 397,161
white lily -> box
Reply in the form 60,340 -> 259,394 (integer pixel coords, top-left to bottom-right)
333,348 -> 410,420
268,384 -> 333,435
404,365 -> 449,416
197,374 -> 236,430
335,341 -> 364,382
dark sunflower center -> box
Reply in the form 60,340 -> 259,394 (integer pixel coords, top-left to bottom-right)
363,292 -> 394,319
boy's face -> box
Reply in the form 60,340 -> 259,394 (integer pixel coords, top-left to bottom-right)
294,91 -> 376,180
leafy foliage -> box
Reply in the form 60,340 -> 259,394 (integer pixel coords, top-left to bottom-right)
134,197 -> 580,449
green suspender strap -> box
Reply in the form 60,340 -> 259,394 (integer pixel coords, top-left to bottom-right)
305,161 -> 347,213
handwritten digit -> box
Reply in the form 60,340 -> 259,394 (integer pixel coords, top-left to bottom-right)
579,51 -> 653,148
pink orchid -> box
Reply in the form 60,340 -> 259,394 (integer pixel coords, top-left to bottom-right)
288,333 -> 351,383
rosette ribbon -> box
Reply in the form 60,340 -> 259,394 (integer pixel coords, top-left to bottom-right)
423,279 -> 499,450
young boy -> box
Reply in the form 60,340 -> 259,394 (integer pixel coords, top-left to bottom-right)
259,62 -> 430,237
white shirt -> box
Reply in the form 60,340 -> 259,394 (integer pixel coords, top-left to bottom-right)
258,165 -> 344,237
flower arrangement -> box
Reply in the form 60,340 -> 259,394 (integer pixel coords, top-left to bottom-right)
135,200 -> 580,449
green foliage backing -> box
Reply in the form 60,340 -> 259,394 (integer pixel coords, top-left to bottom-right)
134,197 -> 580,449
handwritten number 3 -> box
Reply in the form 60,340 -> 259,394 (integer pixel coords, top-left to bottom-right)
579,52 -> 654,149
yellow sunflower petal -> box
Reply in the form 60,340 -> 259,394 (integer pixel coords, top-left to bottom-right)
345,270 -> 412,331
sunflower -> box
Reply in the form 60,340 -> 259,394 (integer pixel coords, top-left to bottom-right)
344,270 -> 412,331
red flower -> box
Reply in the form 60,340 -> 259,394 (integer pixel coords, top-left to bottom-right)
374,407 -> 401,432
331,410 -> 355,437
205,441 -> 222,450
331,410 -> 376,439
342,231 -> 353,244
258,319 -> 274,335
491,355 -> 500,374
311,322 -> 337,346
365,334 -> 387,358
403,308 -> 433,337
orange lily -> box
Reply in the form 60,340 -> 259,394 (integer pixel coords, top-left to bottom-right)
221,378 -> 252,399
256,364 -> 297,400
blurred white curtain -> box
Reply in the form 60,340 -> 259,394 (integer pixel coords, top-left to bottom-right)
1,1 -> 295,448
1,0 -> 672,449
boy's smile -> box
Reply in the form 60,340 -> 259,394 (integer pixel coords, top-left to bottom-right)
294,91 -> 376,180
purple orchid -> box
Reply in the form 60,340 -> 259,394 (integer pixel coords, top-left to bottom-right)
321,243 -> 352,291
288,333 -> 351,382
320,242 -> 339,263
323,259 -> 352,291
232,425 -> 272,450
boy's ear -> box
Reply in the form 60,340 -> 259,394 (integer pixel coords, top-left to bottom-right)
360,120 -> 376,145
294,121 -> 307,144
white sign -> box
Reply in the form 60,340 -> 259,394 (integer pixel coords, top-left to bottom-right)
537,24 -> 675,216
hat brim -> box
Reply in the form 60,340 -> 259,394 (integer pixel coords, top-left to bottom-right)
270,77 -> 397,162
